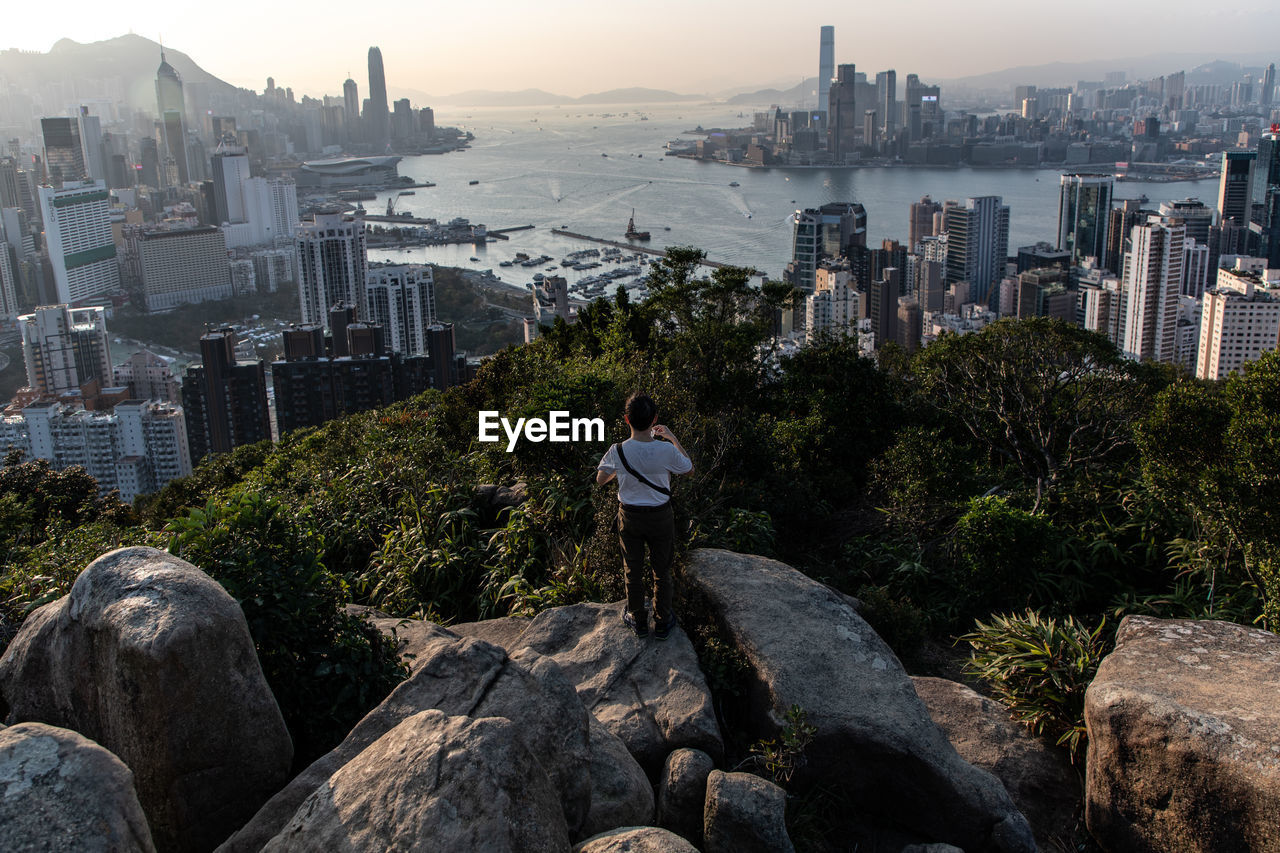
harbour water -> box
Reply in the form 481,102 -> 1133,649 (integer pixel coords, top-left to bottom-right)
365,104 -> 1218,288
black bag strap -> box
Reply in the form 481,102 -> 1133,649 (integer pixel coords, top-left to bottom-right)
614,443 -> 671,497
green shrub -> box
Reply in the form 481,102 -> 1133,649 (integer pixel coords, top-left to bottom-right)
854,584 -> 928,663
166,491 -> 406,767
952,496 -> 1058,612
962,609 -> 1108,761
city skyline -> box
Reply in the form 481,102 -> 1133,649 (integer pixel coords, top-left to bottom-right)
4,0 -> 1277,100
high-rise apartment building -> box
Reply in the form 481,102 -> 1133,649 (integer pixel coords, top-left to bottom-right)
1196,268 -> 1280,379
1,399 -> 191,503
113,350 -> 180,403
1158,198 -> 1214,247
211,149 -> 251,225
1261,63 -> 1276,109
788,203 -> 868,292
18,304 -> 112,396
876,70 -> 897,140
1122,217 -> 1185,363
804,261 -> 860,344
817,26 -> 834,116
869,267 -> 901,350
364,265 -> 437,355
38,179 -> 120,305
296,211 -> 367,326
1057,174 -> 1113,265
139,226 -> 232,311
181,329 -> 271,460
367,47 -> 391,148
909,196 -> 941,251
943,196 -> 1010,306
1218,150 -> 1256,225
155,51 -> 190,185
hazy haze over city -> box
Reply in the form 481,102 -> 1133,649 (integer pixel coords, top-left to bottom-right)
6,0 -> 1278,98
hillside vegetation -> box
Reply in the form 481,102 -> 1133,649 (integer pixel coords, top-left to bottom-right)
4,246 -> 1278,767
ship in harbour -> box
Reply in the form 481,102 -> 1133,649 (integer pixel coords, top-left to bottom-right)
625,209 -> 651,241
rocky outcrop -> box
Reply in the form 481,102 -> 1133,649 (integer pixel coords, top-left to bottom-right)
0,547 -> 292,853
451,614 -> 534,650
0,722 -> 156,853
260,710 -> 569,852
365,615 -> 459,668
913,676 -> 1081,847
656,747 -> 715,846
582,716 -> 656,839
519,601 -> 723,774
685,549 -> 1034,853
220,633 -> 591,852
1085,615 -> 1280,852
574,827 -> 699,853
702,770 -> 794,853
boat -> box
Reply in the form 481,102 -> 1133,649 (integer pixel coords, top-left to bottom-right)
729,182 -> 740,187
601,153 -> 608,157
469,257 -> 480,262
625,209 -> 651,241
468,180 -> 479,185
663,226 -> 671,231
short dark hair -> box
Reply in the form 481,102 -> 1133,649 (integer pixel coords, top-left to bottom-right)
625,393 -> 657,430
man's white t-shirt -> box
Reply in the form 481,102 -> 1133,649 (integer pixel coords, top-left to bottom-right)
597,438 -> 692,507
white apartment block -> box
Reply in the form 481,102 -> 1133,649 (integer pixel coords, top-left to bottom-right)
0,400 -> 191,503
1123,217 -> 1184,363
18,304 -> 112,395
223,177 -> 300,249
1195,268 -> 1280,380
37,180 -> 121,304
296,212 -> 367,327
365,264 -> 437,355
805,264 -> 861,345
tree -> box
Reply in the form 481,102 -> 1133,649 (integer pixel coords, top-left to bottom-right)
913,319 -> 1152,511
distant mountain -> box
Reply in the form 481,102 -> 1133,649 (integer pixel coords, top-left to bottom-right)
0,34 -> 239,112
575,88 -> 705,104
727,77 -> 817,107
940,52 -> 1279,95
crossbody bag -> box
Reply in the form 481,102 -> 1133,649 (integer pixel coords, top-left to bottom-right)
613,442 -> 672,499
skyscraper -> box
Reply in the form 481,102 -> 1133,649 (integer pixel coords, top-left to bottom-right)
18,304 -> 112,396
181,328 -> 271,460
817,26 -> 834,115
1057,173 -> 1113,265
1218,150 -> 1256,225
876,70 -> 897,140
139,226 -> 232,311
40,117 -> 86,186
943,196 -> 1010,306
156,50 -> 190,185
1123,217 -> 1184,363
367,47 -> 391,149
210,149 -> 251,225
296,211 -> 368,327
788,203 -> 868,292
909,196 -> 941,251
343,77 -> 361,141
827,64 -> 858,163
1261,63 -> 1276,109
1250,133 -> 1279,226
364,265 -> 437,355
38,180 -> 120,305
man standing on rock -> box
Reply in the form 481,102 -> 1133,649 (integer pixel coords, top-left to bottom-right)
596,393 -> 692,640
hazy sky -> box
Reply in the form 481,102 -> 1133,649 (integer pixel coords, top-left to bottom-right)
6,0 -> 1277,98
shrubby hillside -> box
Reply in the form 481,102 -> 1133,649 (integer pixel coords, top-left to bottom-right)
4,246 -> 1279,771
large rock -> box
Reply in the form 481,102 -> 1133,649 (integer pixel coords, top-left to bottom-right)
451,614 -> 534,650
913,677 -> 1081,847
1085,615 -> 1280,852
0,722 -> 155,853
365,615 -> 459,668
582,715 -> 656,839
519,601 -> 723,774
261,710 -> 569,852
220,634 -> 591,852
656,748 -> 715,846
0,547 -> 292,853
575,827 -> 699,853
702,770 -> 794,853
685,549 -> 1034,853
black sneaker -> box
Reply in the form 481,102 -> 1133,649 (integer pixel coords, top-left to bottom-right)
653,613 -> 677,641
623,610 -> 649,638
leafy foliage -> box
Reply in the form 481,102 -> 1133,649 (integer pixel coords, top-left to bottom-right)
745,704 -> 819,786
166,492 -> 406,766
962,609 -> 1108,762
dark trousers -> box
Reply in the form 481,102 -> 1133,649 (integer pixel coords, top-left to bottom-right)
618,503 -> 675,625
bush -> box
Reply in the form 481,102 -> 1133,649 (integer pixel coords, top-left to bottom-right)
952,496 -> 1058,612
962,609 -> 1108,761
166,491 -> 406,767
854,584 -> 928,663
